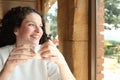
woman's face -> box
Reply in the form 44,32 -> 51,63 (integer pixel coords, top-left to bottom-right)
15,12 -> 43,46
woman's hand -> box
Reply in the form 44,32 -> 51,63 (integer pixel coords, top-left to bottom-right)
4,45 -> 35,73
39,40 -> 76,80
40,40 -> 65,64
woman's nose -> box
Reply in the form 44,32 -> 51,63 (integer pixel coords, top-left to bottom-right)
35,27 -> 41,33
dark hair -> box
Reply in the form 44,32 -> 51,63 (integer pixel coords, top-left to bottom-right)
0,6 -> 48,47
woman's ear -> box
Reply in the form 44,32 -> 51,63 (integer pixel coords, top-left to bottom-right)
14,28 -> 18,35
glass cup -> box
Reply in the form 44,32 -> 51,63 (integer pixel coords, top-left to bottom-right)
33,45 -> 41,59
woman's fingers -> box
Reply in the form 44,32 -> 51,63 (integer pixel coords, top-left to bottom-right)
8,53 -> 34,60
40,40 -> 55,49
40,42 -> 58,57
8,46 -> 35,62
41,50 -> 58,58
39,40 -> 64,62
11,46 -> 34,54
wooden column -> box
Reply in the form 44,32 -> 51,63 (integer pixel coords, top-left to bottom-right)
37,0 -> 42,11
37,0 -> 44,15
58,0 -> 88,80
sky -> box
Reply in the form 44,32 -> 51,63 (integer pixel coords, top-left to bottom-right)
102,29 -> 120,42
101,23 -> 120,42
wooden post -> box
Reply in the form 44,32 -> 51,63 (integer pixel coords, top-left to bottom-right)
37,0 -> 44,15
58,0 -> 88,80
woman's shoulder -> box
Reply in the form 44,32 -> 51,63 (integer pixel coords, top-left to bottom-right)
0,44 -> 15,59
0,44 -> 15,52
0,45 -> 15,71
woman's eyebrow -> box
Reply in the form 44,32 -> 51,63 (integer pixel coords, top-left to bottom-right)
25,20 -> 43,26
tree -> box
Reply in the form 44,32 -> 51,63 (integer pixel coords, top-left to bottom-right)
45,4 -> 58,39
104,0 -> 120,30
104,40 -> 120,55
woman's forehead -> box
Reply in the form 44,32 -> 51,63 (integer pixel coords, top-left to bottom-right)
25,13 -> 41,20
23,13 -> 43,25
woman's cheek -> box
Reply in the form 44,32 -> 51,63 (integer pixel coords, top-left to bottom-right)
40,28 -> 43,35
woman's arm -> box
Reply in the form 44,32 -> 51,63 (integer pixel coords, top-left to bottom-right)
40,40 -> 76,80
0,63 -> 15,80
0,66 -> 10,80
57,58 -> 76,80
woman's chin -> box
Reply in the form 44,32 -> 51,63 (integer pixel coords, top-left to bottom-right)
31,41 -> 39,45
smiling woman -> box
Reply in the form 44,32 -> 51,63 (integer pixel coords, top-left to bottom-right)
0,6 -> 76,80
15,12 -> 43,46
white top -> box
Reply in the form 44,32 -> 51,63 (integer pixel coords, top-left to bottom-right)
0,45 -> 61,80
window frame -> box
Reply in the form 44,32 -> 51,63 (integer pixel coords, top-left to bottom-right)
88,0 -> 96,80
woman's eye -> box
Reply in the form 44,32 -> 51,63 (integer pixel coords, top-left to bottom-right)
28,24 -> 35,27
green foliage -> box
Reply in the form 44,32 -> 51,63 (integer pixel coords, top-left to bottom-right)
104,0 -> 120,30
104,46 -> 115,55
45,8 -> 58,39
109,40 -> 120,46
104,40 -> 120,55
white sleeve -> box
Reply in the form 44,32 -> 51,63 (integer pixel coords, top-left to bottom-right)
0,48 -> 5,72
0,45 -> 13,72
0,54 -> 4,72
47,62 -> 62,80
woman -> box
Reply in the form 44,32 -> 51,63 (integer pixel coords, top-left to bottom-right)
0,6 -> 76,80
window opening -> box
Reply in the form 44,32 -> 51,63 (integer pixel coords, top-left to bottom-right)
45,1 -> 59,48
101,0 -> 120,80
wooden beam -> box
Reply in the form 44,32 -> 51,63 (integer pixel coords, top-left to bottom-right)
37,0 -> 42,11
37,0 -> 44,14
